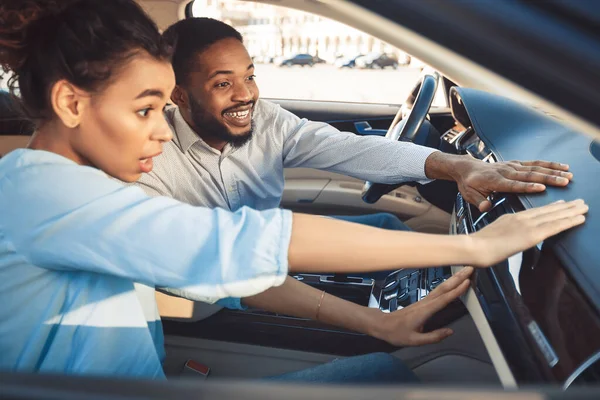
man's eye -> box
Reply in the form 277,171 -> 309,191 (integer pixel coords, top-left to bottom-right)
137,108 -> 152,117
216,82 -> 230,88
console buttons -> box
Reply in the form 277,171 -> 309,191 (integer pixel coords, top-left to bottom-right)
429,277 -> 445,291
384,279 -> 399,291
455,195 -> 465,217
408,273 -> 419,289
397,288 -> 409,301
399,275 -> 409,289
389,297 -> 398,311
398,289 -> 412,308
384,290 -> 398,301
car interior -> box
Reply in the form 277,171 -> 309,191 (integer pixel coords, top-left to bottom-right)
1,0 -> 599,396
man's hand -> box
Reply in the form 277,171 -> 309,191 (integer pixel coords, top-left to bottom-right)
371,267 -> 473,346
425,153 -> 573,212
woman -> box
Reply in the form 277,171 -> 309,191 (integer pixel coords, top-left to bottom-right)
0,0 -> 587,380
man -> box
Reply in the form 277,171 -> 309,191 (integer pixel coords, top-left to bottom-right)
135,18 -> 573,382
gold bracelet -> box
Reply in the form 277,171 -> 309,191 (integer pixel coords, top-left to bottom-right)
315,290 -> 326,321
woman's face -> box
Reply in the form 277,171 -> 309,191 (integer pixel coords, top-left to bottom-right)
74,53 -> 175,182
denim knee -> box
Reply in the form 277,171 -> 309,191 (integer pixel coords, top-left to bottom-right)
265,352 -> 419,384
355,352 -> 419,383
373,213 -> 410,231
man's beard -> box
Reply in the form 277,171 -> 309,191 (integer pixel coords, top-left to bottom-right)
188,94 -> 254,148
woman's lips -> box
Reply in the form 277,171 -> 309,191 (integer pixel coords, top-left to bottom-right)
139,151 -> 161,173
139,157 -> 154,173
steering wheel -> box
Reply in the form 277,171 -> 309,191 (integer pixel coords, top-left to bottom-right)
361,73 -> 439,204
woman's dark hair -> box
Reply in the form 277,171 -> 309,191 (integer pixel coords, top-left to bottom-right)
162,18 -> 243,86
0,0 -> 170,122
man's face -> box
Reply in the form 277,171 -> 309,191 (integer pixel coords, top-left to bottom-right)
182,37 -> 259,147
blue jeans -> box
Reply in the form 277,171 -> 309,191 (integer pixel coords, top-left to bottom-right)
332,213 -> 411,232
333,213 -> 411,281
266,352 -> 418,384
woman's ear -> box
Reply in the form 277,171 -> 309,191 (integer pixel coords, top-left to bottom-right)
50,79 -> 88,128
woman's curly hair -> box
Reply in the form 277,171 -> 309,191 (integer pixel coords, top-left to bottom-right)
0,0 -> 170,122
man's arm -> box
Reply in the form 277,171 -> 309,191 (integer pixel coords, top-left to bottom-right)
275,105 -> 573,212
279,112 -> 436,185
423,152 -> 572,211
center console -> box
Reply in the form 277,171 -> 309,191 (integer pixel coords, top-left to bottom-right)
287,266 -> 453,314
162,265 -> 462,356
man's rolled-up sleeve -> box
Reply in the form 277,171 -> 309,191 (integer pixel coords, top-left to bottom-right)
277,106 -> 438,185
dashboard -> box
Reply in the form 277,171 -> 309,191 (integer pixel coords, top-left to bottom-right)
445,87 -> 600,387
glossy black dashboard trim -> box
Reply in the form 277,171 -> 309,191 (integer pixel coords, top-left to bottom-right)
451,130 -> 600,385
456,194 -> 551,382
448,90 -> 600,384
450,87 -> 600,313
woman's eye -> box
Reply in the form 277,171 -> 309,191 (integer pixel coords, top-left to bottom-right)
137,108 -> 152,117
247,75 -> 256,81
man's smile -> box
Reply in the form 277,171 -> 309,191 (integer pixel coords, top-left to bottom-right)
223,104 -> 253,128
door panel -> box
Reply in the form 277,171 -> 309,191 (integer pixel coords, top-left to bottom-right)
282,169 -> 428,218
282,169 -> 450,233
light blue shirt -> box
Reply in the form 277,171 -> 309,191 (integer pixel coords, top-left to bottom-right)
136,100 -> 436,211
0,149 -> 292,378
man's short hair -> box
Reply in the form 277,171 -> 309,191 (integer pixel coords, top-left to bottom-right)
163,18 -> 243,86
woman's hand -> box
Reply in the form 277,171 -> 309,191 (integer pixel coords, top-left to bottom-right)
372,267 -> 473,346
470,199 -> 588,268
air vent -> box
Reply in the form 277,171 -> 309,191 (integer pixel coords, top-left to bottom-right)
441,128 -> 463,144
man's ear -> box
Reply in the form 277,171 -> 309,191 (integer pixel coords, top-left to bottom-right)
171,85 -> 188,109
50,79 -> 88,128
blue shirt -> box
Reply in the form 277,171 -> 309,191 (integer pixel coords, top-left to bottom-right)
0,149 -> 292,378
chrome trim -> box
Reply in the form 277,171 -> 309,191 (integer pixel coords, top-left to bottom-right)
453,127 -> 472,151
483,152 -> 496,163
472,212 -> 489,229
563,351 -> 600,389
472,197 -> 507,228
384,279 -> 397,289
318,275 -> 374,286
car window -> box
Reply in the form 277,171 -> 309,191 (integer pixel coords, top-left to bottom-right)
191,0 -> 447,107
